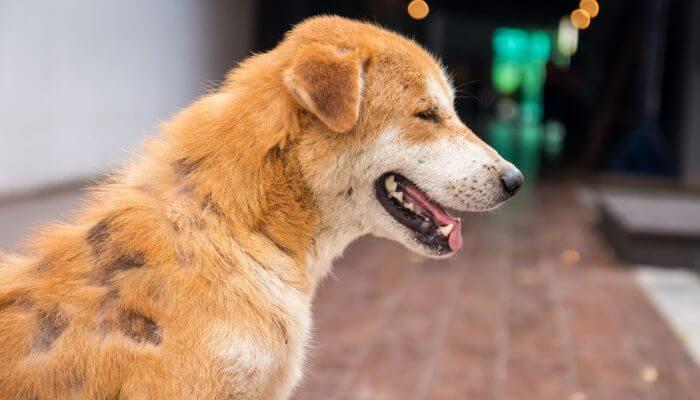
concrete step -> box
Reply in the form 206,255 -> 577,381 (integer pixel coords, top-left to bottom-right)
597,189 -> 700,268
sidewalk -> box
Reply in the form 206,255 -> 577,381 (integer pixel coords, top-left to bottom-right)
295,183 -> 700,400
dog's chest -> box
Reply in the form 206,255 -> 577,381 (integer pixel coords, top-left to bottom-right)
204,285 -> 312,398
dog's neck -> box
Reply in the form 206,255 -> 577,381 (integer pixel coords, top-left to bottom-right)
154,87 -> 363,293
305,208 -> 369,287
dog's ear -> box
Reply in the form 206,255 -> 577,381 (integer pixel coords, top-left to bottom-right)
284,45 -> 363,133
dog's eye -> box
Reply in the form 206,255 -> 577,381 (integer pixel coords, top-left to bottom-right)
415,109 -> 440,123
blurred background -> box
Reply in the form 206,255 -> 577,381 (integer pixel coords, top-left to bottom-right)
1,0 -> 700,399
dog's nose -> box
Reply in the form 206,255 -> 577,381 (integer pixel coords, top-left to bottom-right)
500,168 -> 523,196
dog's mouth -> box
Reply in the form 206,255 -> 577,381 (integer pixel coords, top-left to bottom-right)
375,172 -> 463,254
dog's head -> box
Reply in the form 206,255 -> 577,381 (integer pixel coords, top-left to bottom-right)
281,17 -> 522,258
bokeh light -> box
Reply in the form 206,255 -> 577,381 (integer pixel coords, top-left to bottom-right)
561,249 -> 581,265
569,392 -> 587,400
641,366 -> 659,383
557,16 -> 579,57
493,28 -> 528,60
571,9 -> 591,30
492,62 -> 521,95
407,0 -> 429,20
579,0 -> 600,18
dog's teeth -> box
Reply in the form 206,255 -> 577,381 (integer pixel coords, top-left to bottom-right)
439,224 -> 454,236
385,175 -> 397,193
392,191 -> 403,203
405,202 -> 414,211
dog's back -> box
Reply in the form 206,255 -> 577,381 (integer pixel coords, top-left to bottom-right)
0,167 -> 307,399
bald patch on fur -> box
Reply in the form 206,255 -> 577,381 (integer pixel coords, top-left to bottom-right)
118,310 -> 162,345
202,194 -> 225,217
31,308 -> 68,352
173,156 -> 204,176
87,220 -> 111,254
0,293 -> 32,314
86,219 -> 147,284
107,252 -> 145,274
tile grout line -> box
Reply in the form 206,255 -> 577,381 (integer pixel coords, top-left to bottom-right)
492,223 -> 514,400
587,268 -> 659,400
568,188 -> 656,400
330,257 -> 421,400
541,207 -> 583,398
411,223 -> 485,400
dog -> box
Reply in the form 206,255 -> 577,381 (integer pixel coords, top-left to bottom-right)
0,16 -> 522,400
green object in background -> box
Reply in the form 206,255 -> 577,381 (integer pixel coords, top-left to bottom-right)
489,27 -> 557,183
517,122 -> 543,180
488,119 -> 542,181
492,28 -> 528,96
492,62 -> 521,95
544,121 -> 566,159
491,28 -> 552,98
520,99 -> 543,123
529,30 -> 552,62
488,119 -> 515,162
521,64 -> 545,101
492,28 -> 528,60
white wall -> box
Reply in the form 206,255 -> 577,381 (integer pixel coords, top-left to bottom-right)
0,0 -> 254,194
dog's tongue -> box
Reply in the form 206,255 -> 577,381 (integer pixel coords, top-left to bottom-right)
402,185 -> 463,252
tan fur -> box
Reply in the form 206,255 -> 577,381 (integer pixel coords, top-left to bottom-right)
0,16 -> 514,399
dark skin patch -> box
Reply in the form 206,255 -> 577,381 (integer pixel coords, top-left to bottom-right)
201,194 -> 225,217
0,293 -> 32,314
345,187 -> 354,197
175,246 -> 195,266
35,256 -> 55,273
17,295 -> 34,312
266,137 -> 298,166
170,219 -> 182,234
87,219 -> 147,284
178,181 -> 197,196
0,296 -> 18,314
173,157 -> 204,176
63,366 -> 86,392
100,288 -> 120,311
118,310 -> 162,345
267,143 -> 288,161
87,220 -> 112,256
92,251 -> 146,286
31,308 -> 68,352
98,288 -> 120,337
111,253 -> 146,271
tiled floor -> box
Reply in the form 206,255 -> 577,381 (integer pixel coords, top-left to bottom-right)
295,183 -> 700,400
